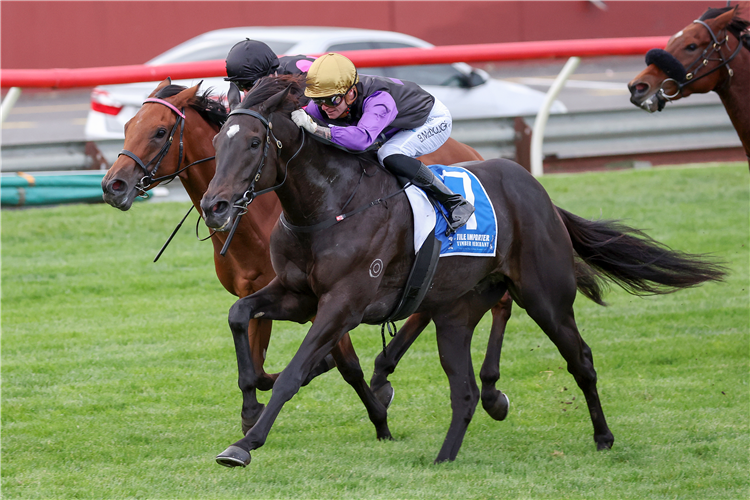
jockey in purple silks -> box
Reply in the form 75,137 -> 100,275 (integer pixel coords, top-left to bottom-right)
291,52 -> 474,232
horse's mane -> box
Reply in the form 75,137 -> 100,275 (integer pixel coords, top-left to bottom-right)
239,74 -> 305,111
700,6 -> 750,50
154,84 -> 228,128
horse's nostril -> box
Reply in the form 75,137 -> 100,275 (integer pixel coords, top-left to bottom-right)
112,180 -> 124,191
213,201 -> 229,214
635,83 -> 649,94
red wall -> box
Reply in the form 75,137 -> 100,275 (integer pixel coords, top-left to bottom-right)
1,1 -> 743,69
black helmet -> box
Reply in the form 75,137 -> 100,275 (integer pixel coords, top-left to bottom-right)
225,39 -> 280,91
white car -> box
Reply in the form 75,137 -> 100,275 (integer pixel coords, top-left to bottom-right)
85,26 -> 566,140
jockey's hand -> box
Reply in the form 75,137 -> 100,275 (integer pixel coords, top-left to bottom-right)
291,109 -> 332,141
291,109 -> 317,133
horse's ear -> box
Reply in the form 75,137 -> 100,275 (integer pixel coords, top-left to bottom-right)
260,84 -> 293,114
713,6 -> 737,29
173,81 -> 202,108
227,83 -> 242,111
149,77 -> 172,98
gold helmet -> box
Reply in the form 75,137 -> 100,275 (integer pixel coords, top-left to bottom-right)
305,53 -> 359,98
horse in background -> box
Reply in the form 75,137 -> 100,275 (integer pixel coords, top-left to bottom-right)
628,6 -> 750,166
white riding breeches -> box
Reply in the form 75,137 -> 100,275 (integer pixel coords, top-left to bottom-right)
377,98 -> 452,165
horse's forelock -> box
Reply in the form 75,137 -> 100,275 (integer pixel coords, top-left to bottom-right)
154,84 -> 187,99
699,6 -> 734,21
240,74 -> 305,112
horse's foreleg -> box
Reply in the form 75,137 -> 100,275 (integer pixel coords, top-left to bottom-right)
370,312 -> 432,408
249,318 -> 277,390
217,297 -> 387,468
239,318 -> 274,433
226,279 -> 318,436
479,291 -> 512,421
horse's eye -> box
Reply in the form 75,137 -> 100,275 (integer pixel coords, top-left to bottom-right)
155,128 -> 167,139
686,43 -> 697,51
250,139 -> 261,149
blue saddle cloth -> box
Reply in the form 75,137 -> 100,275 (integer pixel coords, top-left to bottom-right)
429,164 -> 497,257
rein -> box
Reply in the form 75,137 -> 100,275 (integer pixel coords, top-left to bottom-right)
279,179 -> 408,233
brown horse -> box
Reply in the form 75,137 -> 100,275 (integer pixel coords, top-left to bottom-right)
200,75 -> 725,467
628,6 -> 750,165
100,78 -> 513,435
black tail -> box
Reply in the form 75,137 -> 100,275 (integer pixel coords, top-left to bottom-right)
556,207 -> 727,301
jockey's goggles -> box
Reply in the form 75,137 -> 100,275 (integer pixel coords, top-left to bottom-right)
311,93 -> 345,108
311,84 -> 354,107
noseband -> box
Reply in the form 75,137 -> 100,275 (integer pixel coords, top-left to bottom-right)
646,18 -> 743,105
117,98 -> 188,197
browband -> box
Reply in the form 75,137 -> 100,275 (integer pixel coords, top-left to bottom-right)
143,98 -> 186,119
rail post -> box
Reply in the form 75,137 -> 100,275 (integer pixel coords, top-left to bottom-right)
1,87 -> 22,123
530,57 -> 580,177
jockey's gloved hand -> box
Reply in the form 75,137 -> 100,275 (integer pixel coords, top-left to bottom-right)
291,109 -> 331,140
292,109 -> 317,133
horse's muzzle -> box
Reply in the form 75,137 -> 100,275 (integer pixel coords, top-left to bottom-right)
102,177 -> 135,210
628,82 -> 665,114
637,95 -> 662,113
200,196 -> 234,231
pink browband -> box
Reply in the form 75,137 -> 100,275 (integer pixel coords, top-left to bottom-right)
143,97 -> 186,119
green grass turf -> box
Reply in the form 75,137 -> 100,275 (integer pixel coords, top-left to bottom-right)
2,163 -> 747,499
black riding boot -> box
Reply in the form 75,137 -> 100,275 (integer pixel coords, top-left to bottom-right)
411,163 -> 475,232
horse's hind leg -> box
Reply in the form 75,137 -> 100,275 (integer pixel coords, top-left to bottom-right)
545,311 -> 613,450
432,314 -> 480,463
370,312 -> 432,408
479,291 -> 512,421
516,278 -> 614,450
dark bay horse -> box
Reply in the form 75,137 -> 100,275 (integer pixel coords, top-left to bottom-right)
200,75 -> 726,467
100,78 -> 512,435
628,6 -> 750,165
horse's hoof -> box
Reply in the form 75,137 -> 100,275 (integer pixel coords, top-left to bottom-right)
596,434 -> 615,451
373,382 -> 395,409
241,404 -> 265,435
216,446 -> 251,468
482,391 -> 509,421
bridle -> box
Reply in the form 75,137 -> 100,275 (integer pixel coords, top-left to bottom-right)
217,107 -> 305,255
652,18 -> 743,103
117,97 -> 214,197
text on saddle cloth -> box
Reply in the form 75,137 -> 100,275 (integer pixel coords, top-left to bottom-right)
405,164 -> 497,258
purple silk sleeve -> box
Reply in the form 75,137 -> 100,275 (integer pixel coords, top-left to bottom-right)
306,91 -> 398,151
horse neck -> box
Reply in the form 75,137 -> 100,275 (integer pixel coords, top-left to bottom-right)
275,135 -> 379,226
178,109 -> 220,208
715,47 -> 750,155
181,109 -> 280,297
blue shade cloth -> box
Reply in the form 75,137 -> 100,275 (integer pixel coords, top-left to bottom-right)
428,164 -> 497,257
